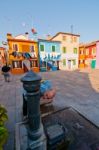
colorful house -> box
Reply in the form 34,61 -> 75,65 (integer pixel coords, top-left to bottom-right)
38,39 -> 61,71
51,32 -> 80,70
79,41 -> 99,69
84,41 -> 96,68
79,41 -> 98,68
7,33 -> 39,74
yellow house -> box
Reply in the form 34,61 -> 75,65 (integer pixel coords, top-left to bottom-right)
7,33 -> 39,74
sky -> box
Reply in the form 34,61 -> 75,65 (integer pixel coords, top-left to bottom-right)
0,0 -> 99,45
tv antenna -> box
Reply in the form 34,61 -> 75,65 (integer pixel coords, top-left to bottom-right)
71,25 -> 73,34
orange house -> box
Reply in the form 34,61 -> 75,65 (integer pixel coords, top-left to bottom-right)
79,44 -> 86,68
79,41 -> 96,68
7,33 -> 39,74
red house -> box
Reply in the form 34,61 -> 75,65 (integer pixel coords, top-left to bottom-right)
84,41 -> 96,67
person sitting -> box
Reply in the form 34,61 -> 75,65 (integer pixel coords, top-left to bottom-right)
40,80 -> 56,101
23,79 -> 56,117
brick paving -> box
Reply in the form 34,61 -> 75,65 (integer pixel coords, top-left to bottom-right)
0,68 -> 99,149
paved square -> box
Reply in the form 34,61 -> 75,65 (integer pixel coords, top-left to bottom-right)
0,68 -> 99,149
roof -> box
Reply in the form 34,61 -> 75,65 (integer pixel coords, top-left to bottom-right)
0,47 -> 5,50
51,32 -> 80,40
85,41 -> 97,47
79,40 -> 99,48
38,38 -> 61,43
7,38 -> 37,43
7,33 -> 37,43
15,35 -> 28,40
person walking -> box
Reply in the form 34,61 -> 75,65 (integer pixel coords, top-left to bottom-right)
1,64 -> 11,82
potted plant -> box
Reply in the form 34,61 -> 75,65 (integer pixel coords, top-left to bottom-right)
0,104 -> 8,150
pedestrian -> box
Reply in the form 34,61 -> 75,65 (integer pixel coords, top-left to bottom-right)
1,64 -> 11,82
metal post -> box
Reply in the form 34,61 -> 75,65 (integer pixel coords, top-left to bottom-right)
21,70 -> 46,150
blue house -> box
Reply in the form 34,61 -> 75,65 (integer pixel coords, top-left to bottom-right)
38,39 -> 61,71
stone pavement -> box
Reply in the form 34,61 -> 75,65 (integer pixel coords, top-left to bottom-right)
0,68 -> 99,149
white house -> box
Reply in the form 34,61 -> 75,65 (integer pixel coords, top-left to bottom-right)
51,32 -> 80,70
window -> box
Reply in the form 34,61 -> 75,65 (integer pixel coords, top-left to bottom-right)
74,36 -> 77,42
52,45 -> 55,52
79,50 -> 82,54
62,36 -> 66,41
73,48 -> 77,54
12,61 -> 22,68
30,45 -> 36,58
63,59 -> 66,66
62,47 -> 66,53
30,60 -> 38,67
80,60 -> 83,63
30,45 -> 35,52
79,60 -> 85,64
40,45 -> 44,51
73,60 -> 76,65
13,44 -> 18,51
80,50 -> 84,55
86,49 -> 89,55
92,47 -> 96,54
71,36 -> 74,43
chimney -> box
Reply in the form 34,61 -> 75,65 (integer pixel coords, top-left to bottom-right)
7,33 -> 12,39
46,34 -> 52,40
25,32 -> 29,40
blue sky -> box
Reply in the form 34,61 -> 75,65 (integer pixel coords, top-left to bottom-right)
0,0 -> 99,45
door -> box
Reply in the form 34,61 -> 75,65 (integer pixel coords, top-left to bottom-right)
68,60 -> 71,69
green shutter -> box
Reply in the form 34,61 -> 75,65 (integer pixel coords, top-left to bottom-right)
63,59 -> 66,66
73,60 -> 76,65
74,48 -> 77,54
40,45 -> 44,51
63,47 -> 66,53
52,46 -> 55,52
